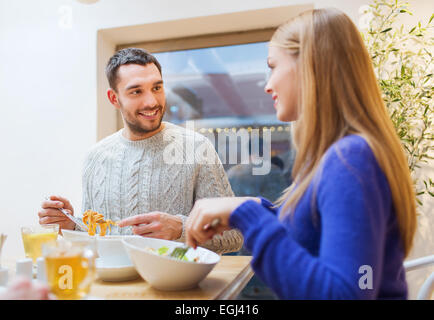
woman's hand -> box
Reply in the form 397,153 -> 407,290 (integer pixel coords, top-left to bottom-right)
0,277 -> 54,300
185,197 -> 260,249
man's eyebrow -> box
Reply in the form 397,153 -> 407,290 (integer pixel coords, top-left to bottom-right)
125,84 -> 141,91
125,80 -> 163,91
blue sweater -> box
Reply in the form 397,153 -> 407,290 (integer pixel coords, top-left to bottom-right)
229,135 -> 408,299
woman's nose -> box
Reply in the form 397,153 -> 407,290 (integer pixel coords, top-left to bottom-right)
264,83 -> 273,95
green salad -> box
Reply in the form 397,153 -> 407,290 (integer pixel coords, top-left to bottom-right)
145,246 -> 199,262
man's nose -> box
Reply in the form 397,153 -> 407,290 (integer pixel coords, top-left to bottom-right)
142,92 -> 158,107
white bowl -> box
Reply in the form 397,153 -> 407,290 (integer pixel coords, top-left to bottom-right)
96,237 -> 135,260
95,256 -> 139,282
62,230 -> 139,281
61,229 -> 131,241
122,237 -> 220,291
61,229 -> 91,241
95,238 -> 140,282
62,230 -> 135,266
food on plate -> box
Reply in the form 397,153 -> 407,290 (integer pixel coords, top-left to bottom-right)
145,246 -> 200,263
82,210 -> 117,236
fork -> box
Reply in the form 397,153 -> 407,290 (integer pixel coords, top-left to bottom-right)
169,218 -> 221,260
169,245 -> 190,260
44,197 -> 88,231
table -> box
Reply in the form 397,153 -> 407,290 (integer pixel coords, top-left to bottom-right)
3,256 -> 254,300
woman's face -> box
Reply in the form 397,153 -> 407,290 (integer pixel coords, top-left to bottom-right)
264,46 -> 300,122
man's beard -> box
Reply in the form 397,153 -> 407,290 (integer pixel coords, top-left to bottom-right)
119,99 -> 165,135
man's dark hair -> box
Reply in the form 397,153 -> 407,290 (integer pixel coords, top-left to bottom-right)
105,47 -> 162,91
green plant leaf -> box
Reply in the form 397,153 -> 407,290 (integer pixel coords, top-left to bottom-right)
361,0 -> 434,210
381,27 -> 393,33
400,9 -> 413,15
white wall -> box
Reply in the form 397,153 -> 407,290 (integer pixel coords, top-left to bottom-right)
0,0 -> 432,298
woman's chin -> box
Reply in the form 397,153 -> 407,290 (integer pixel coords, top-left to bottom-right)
276,109 -> 298,123
276,111 -> 290,123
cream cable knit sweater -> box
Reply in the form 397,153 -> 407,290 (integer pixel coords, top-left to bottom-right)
77,122 -> 243,254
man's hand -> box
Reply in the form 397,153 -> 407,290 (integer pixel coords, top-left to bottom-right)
38,195 -> 76,231
117,212 -> 183,240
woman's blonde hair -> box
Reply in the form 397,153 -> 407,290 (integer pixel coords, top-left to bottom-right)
273,8 -> 417,257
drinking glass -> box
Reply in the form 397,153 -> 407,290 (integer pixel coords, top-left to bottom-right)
21,224 -> 59,263
43,239 -> 96,300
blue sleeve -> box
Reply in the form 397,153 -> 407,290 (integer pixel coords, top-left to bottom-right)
229,139 -> 391,299
259,197 -> 278,215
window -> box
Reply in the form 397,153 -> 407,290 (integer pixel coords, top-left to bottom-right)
118,30 -> 295,201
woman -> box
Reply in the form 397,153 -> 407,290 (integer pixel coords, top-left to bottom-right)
185,8 -> 416,299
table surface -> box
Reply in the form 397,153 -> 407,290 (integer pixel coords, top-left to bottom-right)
3,255 -> 254,300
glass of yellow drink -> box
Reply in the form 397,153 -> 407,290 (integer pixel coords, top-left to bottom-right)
21,224 -> 59,263
43,239 -> 96,300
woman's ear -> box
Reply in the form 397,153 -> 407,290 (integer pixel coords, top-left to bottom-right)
107,88 -> 120,109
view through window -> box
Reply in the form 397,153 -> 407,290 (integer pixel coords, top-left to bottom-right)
154,41 -> 295,202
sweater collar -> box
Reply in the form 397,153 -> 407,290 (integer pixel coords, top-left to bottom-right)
117,122 -> 171,147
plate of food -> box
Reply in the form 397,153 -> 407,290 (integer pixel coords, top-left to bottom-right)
60,210 -> 140,281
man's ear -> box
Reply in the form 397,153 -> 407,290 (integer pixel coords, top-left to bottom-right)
107,88 -> 121,110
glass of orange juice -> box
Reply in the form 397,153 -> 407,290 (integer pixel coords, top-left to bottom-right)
21,224 -> 59,264
43,239 -> 96,300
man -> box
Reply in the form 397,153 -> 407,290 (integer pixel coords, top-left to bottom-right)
38,48 -> 243,254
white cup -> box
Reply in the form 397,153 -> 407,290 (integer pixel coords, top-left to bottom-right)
16,258 -> 33,279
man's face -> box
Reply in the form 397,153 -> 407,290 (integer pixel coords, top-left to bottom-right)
113,63 -> 166,134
